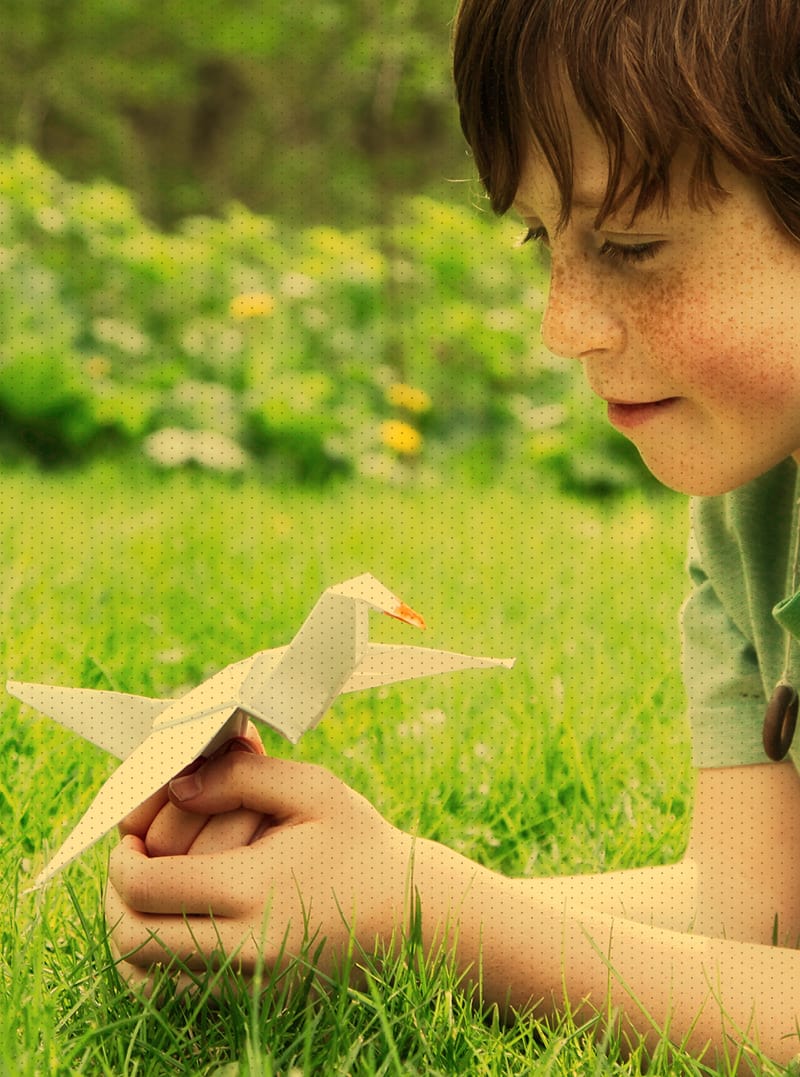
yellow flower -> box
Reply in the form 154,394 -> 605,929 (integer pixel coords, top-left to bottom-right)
380,419 -> 422,456
84,355 -> 111,379
385,382 -> 432,414
228,292 -> 275,319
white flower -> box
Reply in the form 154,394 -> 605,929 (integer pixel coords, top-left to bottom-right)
144,427 -> 248,472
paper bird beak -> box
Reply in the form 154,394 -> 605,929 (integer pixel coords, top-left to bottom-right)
385,601 -> 426,631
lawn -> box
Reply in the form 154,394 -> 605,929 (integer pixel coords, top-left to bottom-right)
0,459 -> 741,1075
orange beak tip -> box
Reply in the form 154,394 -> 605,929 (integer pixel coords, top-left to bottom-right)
385,602 -> 427,630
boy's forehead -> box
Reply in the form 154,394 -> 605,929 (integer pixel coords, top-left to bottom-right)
514,185 -> 606,219
513,84 -> 622,218
512,77 -> 720,225
513,146 -> 613,221
510,74 -> 770,228
514,126 -> 701,224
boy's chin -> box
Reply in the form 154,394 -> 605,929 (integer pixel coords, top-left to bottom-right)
651,472 -> 734,497
641,454 -> 787,498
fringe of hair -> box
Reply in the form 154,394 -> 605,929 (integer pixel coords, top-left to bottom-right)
453,0 -> 800,237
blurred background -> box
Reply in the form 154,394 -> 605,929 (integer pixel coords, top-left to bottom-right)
0,0 -> 652,493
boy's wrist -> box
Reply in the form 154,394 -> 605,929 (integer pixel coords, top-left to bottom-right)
400,835 -> 515,979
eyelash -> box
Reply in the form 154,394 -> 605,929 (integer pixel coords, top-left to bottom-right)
521,226 -> 664,265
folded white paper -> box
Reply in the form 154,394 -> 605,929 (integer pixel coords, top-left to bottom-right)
8,573 -> 514,887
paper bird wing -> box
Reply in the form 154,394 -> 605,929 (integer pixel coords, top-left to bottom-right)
6,680 -> 169,760
341,644 -> 515,692
33,705 -> 243,888
6,644 -> 289,760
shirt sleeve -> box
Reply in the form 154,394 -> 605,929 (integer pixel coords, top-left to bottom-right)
680,528 -> 768,768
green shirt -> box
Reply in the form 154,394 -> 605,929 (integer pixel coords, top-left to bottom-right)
682,457 -> 800,769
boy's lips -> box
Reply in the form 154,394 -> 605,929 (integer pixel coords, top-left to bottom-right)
605,397 -> 680,430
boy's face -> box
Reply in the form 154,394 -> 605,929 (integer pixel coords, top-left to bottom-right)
513,90 -> 800,496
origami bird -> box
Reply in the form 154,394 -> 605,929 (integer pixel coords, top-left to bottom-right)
8,573 -> 514,888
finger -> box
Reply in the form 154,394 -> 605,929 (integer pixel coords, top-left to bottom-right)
241,719 -> 266,755
114,957 -> 218,1001
119,784 -> 169,839
145,802 -> 211,858
209,732 -> 264,763
108,938 -> 162,1000
187,809 -> 265,855
108,832 -> 264,917
118,754 -> 208,838
140,731 -> 264,853
210,711 -> 265,758
117,723 -> 263,840
105,880 -> 258,972
119,833 -> 147,855
167,753 -> 343,821
146,735 -> 264,853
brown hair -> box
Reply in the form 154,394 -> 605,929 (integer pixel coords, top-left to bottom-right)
452,0 -> 800,235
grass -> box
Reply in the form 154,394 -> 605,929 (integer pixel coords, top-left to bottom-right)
0,458 -> 770,1075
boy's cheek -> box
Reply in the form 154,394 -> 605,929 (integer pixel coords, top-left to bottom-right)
636,287 -> 794,408
672,327 -> 797,411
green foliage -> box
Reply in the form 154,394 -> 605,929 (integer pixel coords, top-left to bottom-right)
0,145 -> 652,491
0,0 -> 463,226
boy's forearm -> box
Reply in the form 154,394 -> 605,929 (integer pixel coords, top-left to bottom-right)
409,837 -> 800,1066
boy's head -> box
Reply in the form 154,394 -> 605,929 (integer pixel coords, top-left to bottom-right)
452,0 -> 800,498
453,0 -> 800,236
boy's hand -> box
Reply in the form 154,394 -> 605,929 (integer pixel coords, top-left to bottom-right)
105,752 -> 413,989
118,719 -> 266,857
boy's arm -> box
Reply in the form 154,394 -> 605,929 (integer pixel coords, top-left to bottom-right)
410,832 -> 800,1067
534,762 -> 800,945
464,761 -> 800,1066
107,752 -> 800,1067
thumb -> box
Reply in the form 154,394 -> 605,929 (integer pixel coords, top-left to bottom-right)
167,752 -> 341,820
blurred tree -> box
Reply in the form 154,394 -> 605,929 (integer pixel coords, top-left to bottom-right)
0,0 -> 470,226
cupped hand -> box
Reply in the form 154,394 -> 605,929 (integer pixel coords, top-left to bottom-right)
105,752 -> 415,991
118,716 -> 267,858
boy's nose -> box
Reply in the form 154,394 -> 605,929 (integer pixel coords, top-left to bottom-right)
540,261 -> 624,360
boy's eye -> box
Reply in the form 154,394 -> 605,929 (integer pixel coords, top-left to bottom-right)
597,239 -> 665,264
520,226 -> 665,265
519,226 -> 552,266
521,225 -> 549,248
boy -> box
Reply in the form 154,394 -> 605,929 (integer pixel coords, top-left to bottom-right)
106,0 -> 800,1065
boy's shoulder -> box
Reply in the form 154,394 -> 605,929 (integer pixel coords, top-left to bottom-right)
692,458 -> 797,552
690,457 -> 797,633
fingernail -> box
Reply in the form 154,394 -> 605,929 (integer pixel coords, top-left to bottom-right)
176,755 -> 208,778
170,771 -> 203,802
